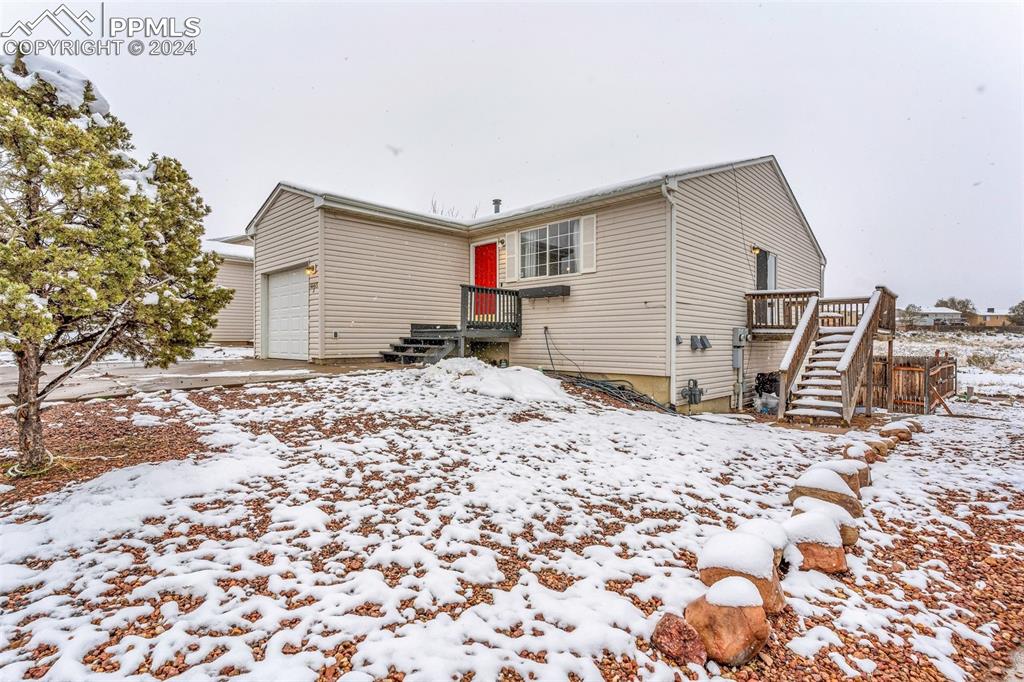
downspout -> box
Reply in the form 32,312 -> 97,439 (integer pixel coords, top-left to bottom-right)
661,180 -> 678,408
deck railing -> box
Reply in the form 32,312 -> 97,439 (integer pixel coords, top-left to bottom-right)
460,284 -> 522,336
746,289 -> 819,330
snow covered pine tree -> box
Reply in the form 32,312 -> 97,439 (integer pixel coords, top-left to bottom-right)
0,54 -> 230,474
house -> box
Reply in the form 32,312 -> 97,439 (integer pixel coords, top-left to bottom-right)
202,240 -> 254,345
965,308 -> 1013,327
244,155 -> 896,419
913,306 -> 965,327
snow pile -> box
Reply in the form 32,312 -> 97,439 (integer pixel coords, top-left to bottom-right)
735,518 -> 788,552
793,468 -> 856,496
705,576 -> 763,608
792,496 -> 855,527
696,531 -> 776,579
782,511 -> 843,547
429,357 -> 573,404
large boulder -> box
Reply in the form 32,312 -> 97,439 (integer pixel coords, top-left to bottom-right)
787,469 -> 863,518
863,439 -> 891,460
783,511 -> 847,574
791,496 -> 859,546
651,613 -> 707,667
880,422 -> 912,441
696,531 -> 786,614
811,458 -> 870,489
735,518 -> 788,567
843,442 -> 883,465
684,577 -> 771,667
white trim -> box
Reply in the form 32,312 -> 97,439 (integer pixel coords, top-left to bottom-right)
516,217 -> 583,281
469,238 -> 499,286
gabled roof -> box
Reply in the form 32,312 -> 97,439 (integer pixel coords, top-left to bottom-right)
244,155 -> 826,263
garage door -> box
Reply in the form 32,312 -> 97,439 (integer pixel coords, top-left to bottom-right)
266,267 -> 309,360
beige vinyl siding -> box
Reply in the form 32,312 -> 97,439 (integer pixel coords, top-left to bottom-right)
210,258 -> 253,343
321,210 -> 468,358
477,194 -> 669,377
252,190 -> 320,358
674,161 -> 823,404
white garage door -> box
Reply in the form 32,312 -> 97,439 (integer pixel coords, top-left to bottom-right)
266,267 -> 309,360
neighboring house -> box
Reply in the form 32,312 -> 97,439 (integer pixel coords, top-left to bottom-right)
965,308 -> 1012,327
202,240 -> 254,345
245,155 -> 850,412
914,307 -> 965,327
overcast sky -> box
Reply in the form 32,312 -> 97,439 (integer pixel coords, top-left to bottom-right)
4,1 -> 1022,308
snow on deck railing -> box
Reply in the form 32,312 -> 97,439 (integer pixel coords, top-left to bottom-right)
744,288 -> 820,297
779,296 -> 819,371
835,289 -> 881,373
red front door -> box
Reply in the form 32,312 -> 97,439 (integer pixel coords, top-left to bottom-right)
473,242 -> 498,316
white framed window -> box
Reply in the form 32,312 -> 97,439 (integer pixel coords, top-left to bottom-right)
519,219 -> 579,279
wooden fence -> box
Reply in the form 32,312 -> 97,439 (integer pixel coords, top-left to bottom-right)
861,354 -> 957,414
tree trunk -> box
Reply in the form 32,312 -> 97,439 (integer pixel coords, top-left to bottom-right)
14,344 -> 47,471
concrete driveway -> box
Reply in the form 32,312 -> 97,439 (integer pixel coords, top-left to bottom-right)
0,350 -> 397,405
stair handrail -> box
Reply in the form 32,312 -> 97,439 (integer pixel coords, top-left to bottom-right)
777,295 -> 819,419
835,288 -> 883,423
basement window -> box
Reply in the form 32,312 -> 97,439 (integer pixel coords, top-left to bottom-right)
520,219 -> 579,279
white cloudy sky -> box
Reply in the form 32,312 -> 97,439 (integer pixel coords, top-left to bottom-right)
4,1 -> 1022,308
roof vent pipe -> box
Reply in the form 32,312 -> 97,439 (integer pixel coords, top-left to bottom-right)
492,198 -> 501,214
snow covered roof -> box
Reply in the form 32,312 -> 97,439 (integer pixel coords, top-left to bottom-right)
202,240 -> 253,261
246,155 -> 827,264
976,308 -> 1010,316
915,307 -> 962,315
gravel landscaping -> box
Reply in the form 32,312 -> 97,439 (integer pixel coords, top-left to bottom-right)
1,359 -> 1022,681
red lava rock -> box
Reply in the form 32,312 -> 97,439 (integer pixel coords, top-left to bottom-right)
651,613 -> 707,667
684,595 -> 770,667
796,541 -> 848,574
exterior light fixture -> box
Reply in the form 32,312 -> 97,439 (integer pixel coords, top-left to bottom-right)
751,245 -> 761,256
305,262 -> 318,277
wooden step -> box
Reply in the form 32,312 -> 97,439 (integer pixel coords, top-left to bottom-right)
401,337 -> 449,346
807,361 -> 839,369
817,334 -> 853,344
814,342 -> 849,351
791,397 -> 844,409
793,387 -> 842,397
810,349 -> 844,358
799,377 -> 842,387
805,369 -> 839,377
818,326 -> 857,334
786,407 -> 844,419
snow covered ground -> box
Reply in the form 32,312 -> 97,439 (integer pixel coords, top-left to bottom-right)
888,330 -> 1024,397
1,359 -> 1022,681
0,345 -> 253,368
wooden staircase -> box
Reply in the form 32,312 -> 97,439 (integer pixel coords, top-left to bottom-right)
379,324 -> 458,365
776,286 -> 898,424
